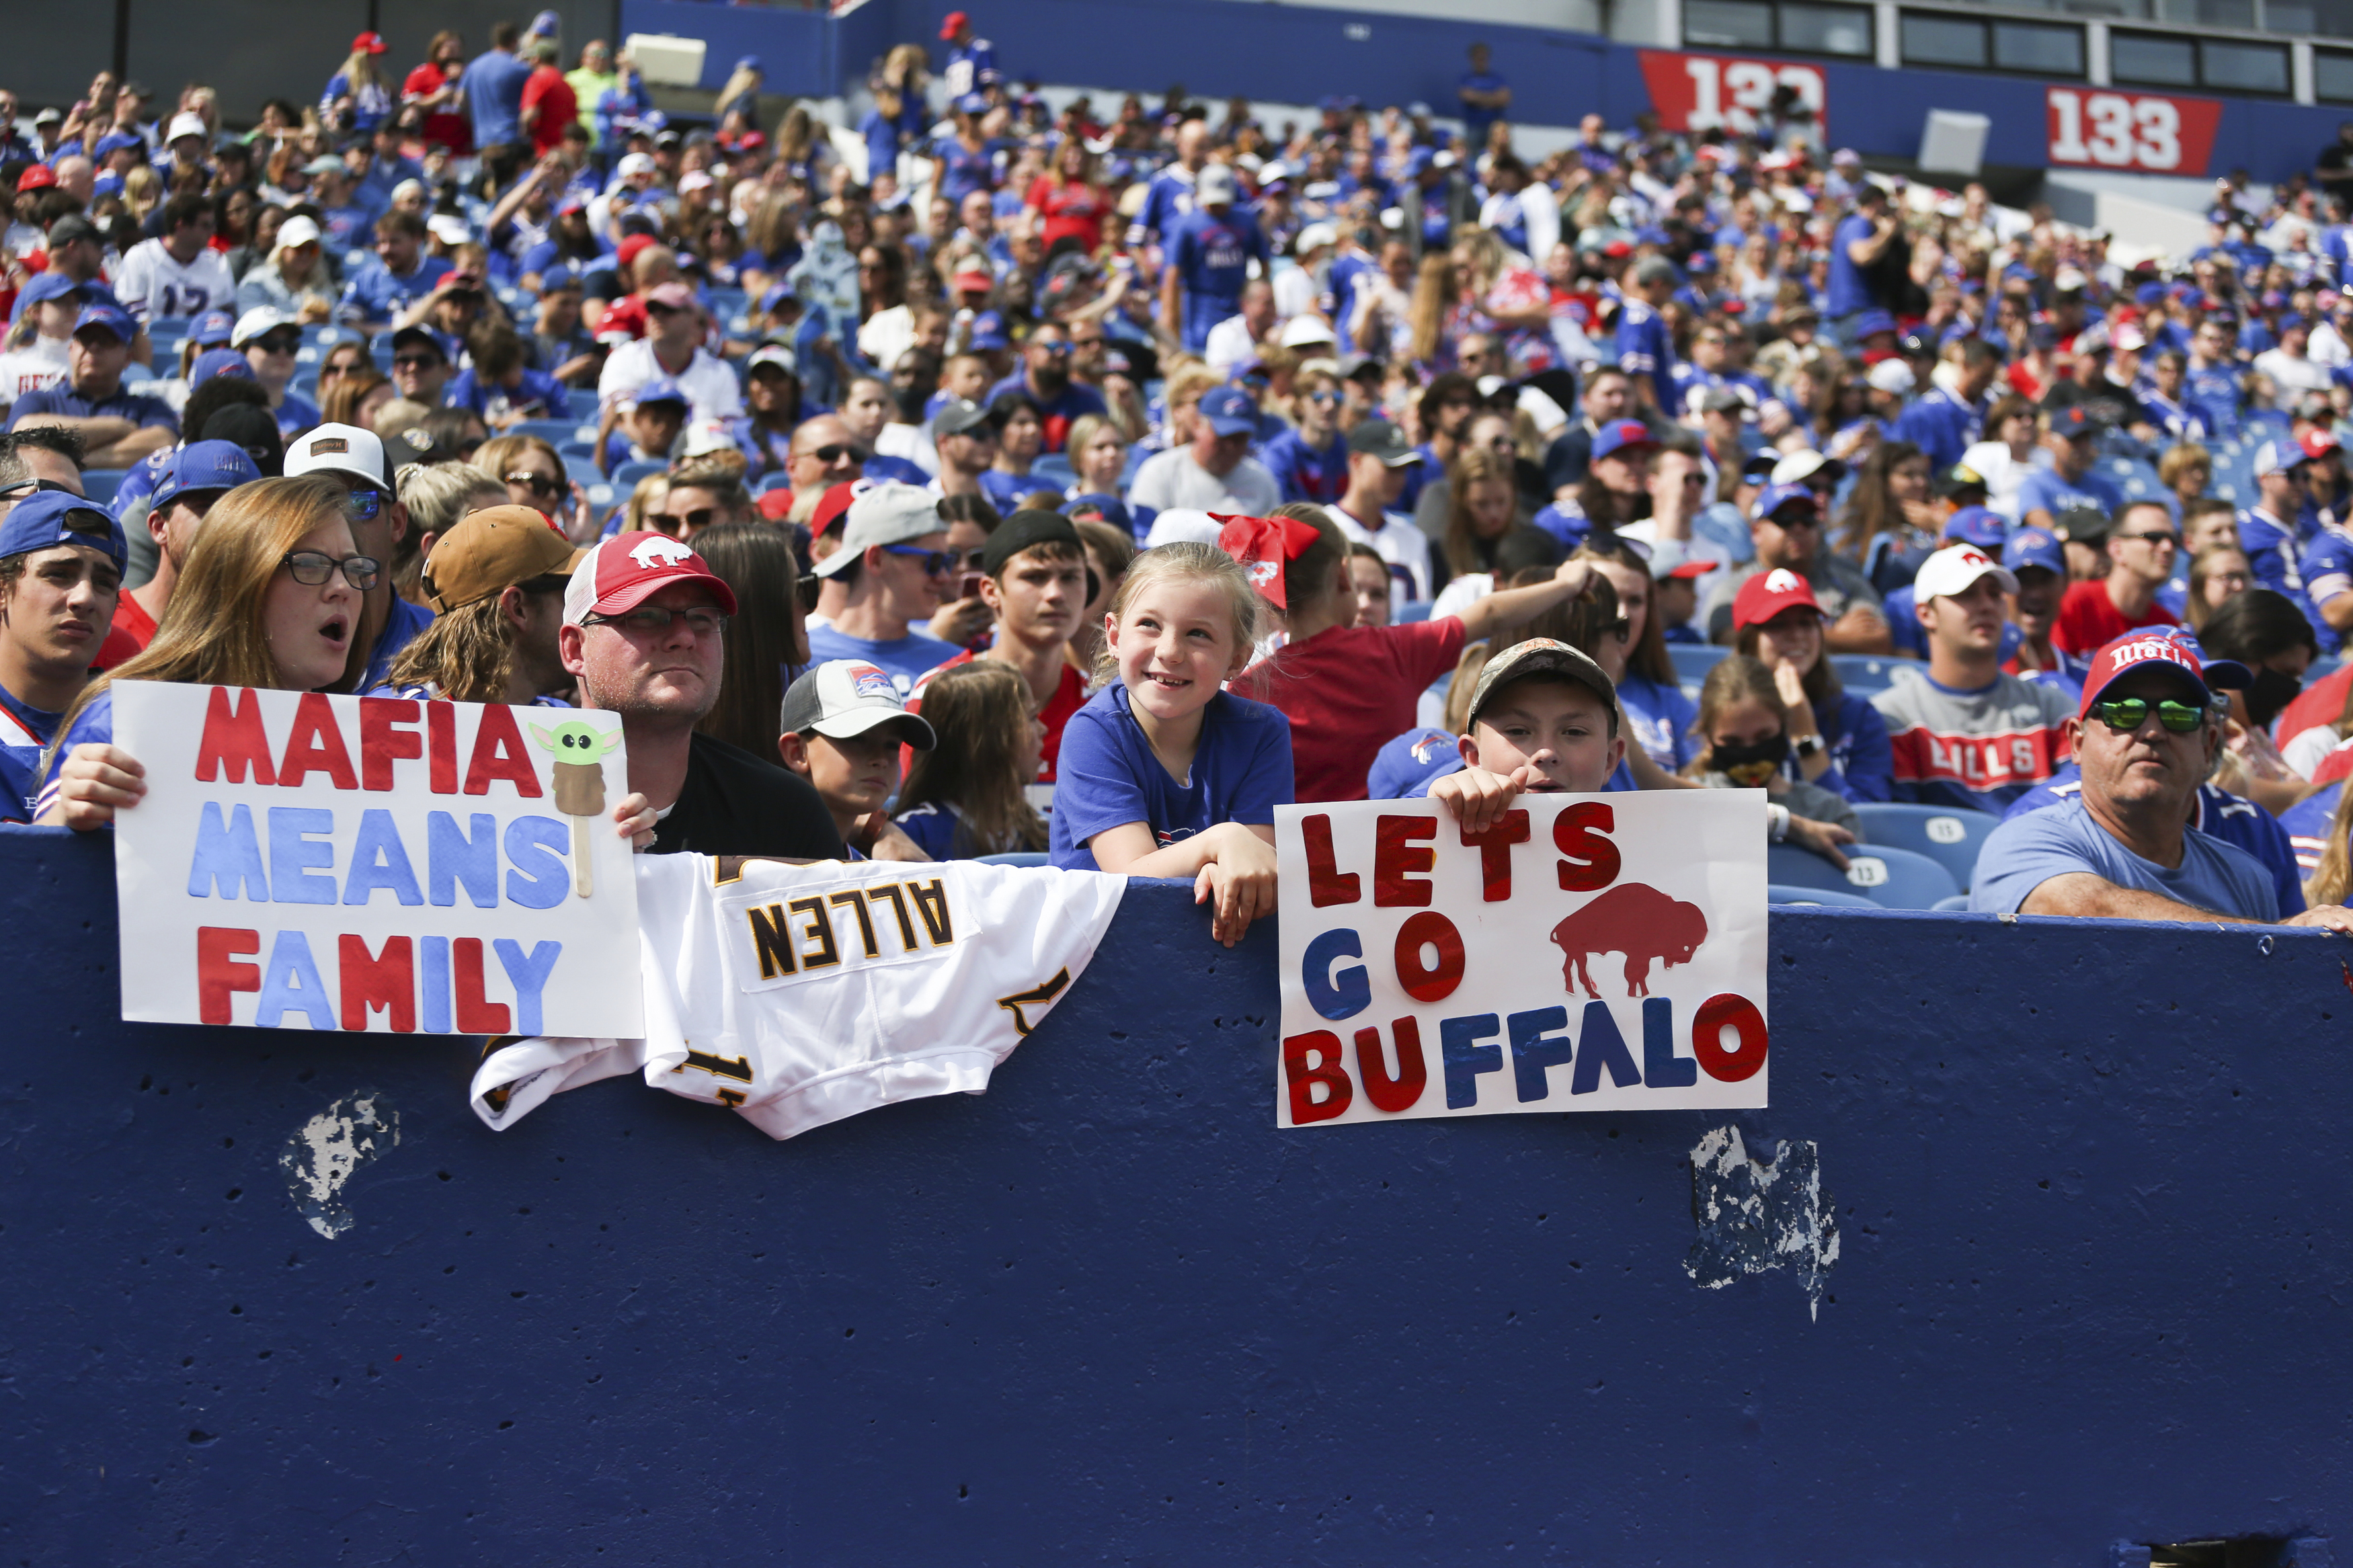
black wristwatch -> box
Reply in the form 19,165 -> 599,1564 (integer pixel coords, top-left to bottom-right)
1792,733 -> 1825,759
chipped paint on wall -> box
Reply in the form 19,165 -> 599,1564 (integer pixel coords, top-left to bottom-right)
1686,1125 -> 1839,1320
280,1093 -> 399,1239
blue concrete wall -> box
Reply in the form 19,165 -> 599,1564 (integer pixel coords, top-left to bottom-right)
3,822 -> 2350,1561
621,0 -> 2353,182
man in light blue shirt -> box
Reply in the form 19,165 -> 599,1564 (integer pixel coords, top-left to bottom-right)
1972,628 -> 2353,929
463,22 -> 535,176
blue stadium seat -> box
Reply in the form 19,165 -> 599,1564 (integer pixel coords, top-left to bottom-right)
1670,643 -> 1728,685
975,852 -> 1049,867
610,459 -> 666,491
1829,654 -> 1907,694
1767,841 -> 1960,909
567,390 -> 599,421
1850,801 -> 2000,891
1031,453 -> 1076,484
1767,883 -> 1878,909
79,469 -> 128,504
510,419 -> 580,449
557,442 -> 598,472
754,471 -> 793,495
1397,600 -> 1433,623
1930,893 -> 1971,912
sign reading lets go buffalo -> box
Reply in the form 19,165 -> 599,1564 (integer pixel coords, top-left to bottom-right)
1273,792 -> 1770,1128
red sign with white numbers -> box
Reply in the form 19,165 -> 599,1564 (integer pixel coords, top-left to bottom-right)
2046,87 -> 2223,175
1638,50 -> 1829,137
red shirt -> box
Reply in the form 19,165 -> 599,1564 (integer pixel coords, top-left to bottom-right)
2053,577 -> 2174,657
519,67 -> 578,156
402,63 -> 471,155
910,648 -> 1090,784
1025,175 -> 1108,255
2279,663 -> 2353,747
91,593 -> 156,672
1236,617 -> 1469,802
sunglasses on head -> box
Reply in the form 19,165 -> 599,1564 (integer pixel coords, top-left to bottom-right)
2088,696 -> 2208,734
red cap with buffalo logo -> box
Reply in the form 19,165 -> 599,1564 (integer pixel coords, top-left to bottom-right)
1730,567 -> 1823,631
562,532 -> 738,626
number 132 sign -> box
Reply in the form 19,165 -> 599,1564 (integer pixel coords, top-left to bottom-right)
2047,87 -> 2221,175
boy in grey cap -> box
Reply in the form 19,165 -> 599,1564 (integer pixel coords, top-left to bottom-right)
1429,637 -> 1628,833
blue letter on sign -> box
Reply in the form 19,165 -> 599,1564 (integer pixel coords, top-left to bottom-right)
253,930 -> 336,1029
1441,1013 -> 1503,1108
188,801 -> 268,900
1570,1001 -> 1643,1094
268,807 -> 338,905
1642,996 -> 1697,1087
1302,927 -> 1371,1021
344,809 -> 424,906
1508,1005 -> 1574,1102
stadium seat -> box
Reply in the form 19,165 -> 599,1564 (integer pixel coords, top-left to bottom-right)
1669,643 -> 1728,686
1032,454 -> 1076,484
1829,654 -> 1905,694
1767,884 -> 1878,909
1766,841 -> 1961,909
1850,801 -> 2000,890
557,443 -> 598,473
567,390 -> 599,421
975,852 -> 1049,867
1397,600 -> 1433,623
510,419 -> 579,449
754,471 -> 793,495
610,460 -> 666,491
1930,894 -> 1971,912
79,469 -> 128,504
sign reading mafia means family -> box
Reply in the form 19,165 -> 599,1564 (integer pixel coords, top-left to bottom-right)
1274,792 -> 1769,1128
113,684 -> 643,1038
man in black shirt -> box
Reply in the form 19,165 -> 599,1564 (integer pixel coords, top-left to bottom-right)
2317,124 -> 2353,210
560,532 -> 843,860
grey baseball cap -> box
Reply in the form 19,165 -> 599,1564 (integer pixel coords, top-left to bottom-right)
812,482 -> 946,579
1464,637 -> 1618,730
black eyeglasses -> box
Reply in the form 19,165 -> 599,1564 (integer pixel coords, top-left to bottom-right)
2089,697 -> 2208,735
505,470 -> 564,498
255,333 -> 301,355
582,604 -> 728,636
280,550 -> 382,590
2116,530 -> 2181,547
392,354 -> 440,370
647,507 -> 721,533
804,444 -> 871,465
882,544 -> 957,575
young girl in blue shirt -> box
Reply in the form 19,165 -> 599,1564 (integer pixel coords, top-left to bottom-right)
1049,542 -> 1293,946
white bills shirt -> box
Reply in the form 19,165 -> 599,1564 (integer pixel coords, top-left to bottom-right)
114,237 -> 236,323
472,852 -> 1125,1141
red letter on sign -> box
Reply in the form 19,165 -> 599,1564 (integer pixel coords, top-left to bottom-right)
463,704 -> 544,797
195,687 -> 275,785
450,937 -> 513,1035
1459,809 -> 1529,902
426,702 -> 458,794
1354,1018 -> 1428,1113
1373,815 -> 1437,906
196,926 -> 262,1025
277,692 -> 358,790
1301,813 -> 1361,907
1554,800 -> 1620,891
1283,1030 -> 1355,1123
1692,993 -> 1769,1082
1392,910 -> 1466,1003
337,934 -> 416,1032
358,698 -> 423,792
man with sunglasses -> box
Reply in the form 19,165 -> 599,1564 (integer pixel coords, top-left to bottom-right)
387,327 -> 455,409
103,440 -> 259,665
231,308 -> 321,442
783,414 -> 867,518
1703,482 -> 1888,651
805,484 -> 963,696
2055,499 -> 2184,656
1261,365 -> 1349,505
284,423 -> 432,694
1972,630 -> 2353,929
984,322 -> 1105,454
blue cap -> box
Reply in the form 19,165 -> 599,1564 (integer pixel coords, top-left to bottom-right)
7,270 -> 86,325
1853,309 -> 1897,339
1367,727 -> 1464,800
189,348 -> 255,387
151,439 -> 263,511
1750,481 -> 1821,522
1589,419 -> 1659,464
2135,281 -> 2167,306
540,263 -> 577,292
1634,224 -> 1673,247
1942,505 -> 2007,550
2008,526 -> 2065,577
733,54 -> 762,73
93,131 -> 143,159
955,91 -> 991,116
1064,493 -> 1133,532
1406,146 -> 1436,175
0,488 -> 126,573
1684,250 -> 1716,273
189,309 -> 237,347
72,302 -> 136,343
90,171 -> 124,199
528,8 -> 561,34
631,376 -> 688,410
1198,384 -> 1259,437
968,310 -> 1011,352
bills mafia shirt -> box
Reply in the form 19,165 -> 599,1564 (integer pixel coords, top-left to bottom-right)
1869,663 -> 2074,813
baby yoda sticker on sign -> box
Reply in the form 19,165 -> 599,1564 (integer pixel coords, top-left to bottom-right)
532,718 -> 623,897
110,684 -> 643,1037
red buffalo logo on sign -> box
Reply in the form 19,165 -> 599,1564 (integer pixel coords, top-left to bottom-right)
2046,87 -> 2222,175
1550,882 -> 1709,1000
1638,50 -> 1827,136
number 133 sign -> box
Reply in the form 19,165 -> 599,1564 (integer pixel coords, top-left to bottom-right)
2047,87 -> 2222,175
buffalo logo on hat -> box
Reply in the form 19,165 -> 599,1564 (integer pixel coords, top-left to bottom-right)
846,663 -> 897,702
1952,547 -> 1991,571
1763,568 -> 1803,595
1246,559 -> 1279,589
629,535 -> 697,569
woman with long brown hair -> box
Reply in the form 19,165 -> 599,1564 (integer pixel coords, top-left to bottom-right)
1439,448 -> 1552,586
1838,438 -> 1935,588
893,661 -> 1049,859
692,522 -> 809,759
1026,138 -> 1108,256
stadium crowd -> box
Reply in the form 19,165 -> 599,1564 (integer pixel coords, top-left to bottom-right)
11,9 -> 2353,942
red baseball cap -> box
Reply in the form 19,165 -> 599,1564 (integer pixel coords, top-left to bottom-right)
2299,426 -> 2341,461
16,165 -> 56,194
810,481 -> 861,538
2077,626 -> 2247,718
940,9 -> 971,38
563,532 -> 738,626
352,30 -> 388,54
1731,567 -> 1823,630
614,233 -> 658,273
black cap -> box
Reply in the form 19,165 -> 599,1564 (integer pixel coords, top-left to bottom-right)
200,403 -> 285,476
47,214 -> 100,247
932,398 -> 994,439
390,325 -> 447,362
1936,460 -> 1990,499
982,508 -> 1082,577
2055,505 -> 2110,546
1347,419 -> 1417,464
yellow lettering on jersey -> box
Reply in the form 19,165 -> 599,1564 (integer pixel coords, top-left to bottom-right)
748,903 -> 797,980
909,878 -> 955,946
866,881 -> 920,951
789,895 -> 841,970
994,968 -> 1072,1036
830,889 -> 881,958
681,1048 -> 754,1083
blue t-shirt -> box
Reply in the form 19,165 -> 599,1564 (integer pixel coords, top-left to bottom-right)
33,687 -> 114,821
1259,427 -> 1350,505
976,467 -> 1041,514
274,390 -> 321,440
1969,793 -> 2280,919
893,800 -> 963,860
0,681 -> 62,823
2016,466 -> 2125,525
932,136 -> 996,208
1458,70 -> 1509,145
804,624 -> 963,698
1825,213 -> 1879,319
1618,669 -> 1696,772
2280,780 -> 2342,877
981,372 -> 1107,452
461,48 -> 534,149
1614,300 -> 1673,411
358,595 -> 437,694
340,255 -> 453,327
7,382 -> 176,434
2182,363 -> 2243,439
446,366 -> 568,422
1168,207 -> 1269,352
2301,525 -> 2353,655
1129,167 -> 1198,249
1804,690 -> 1895,804
1048,682 -> 1294,872
1888,387 -> 1982,473
2007,764 -> 2305,917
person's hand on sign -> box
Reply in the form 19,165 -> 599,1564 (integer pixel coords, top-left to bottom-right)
612,790 -> 659,852
1429,763 -> 1540,835
40,743 -> 147,831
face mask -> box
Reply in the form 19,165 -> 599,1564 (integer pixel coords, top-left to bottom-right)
2245,665 -> 2302,729
1711,733 -> 1790,786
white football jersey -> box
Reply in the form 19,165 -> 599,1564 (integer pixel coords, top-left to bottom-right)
471,852 -> 1125,1140
114,237 -> 236,323
0,339 -> 68,407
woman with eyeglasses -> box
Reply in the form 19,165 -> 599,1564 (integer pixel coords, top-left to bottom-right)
474,432 -> 593,543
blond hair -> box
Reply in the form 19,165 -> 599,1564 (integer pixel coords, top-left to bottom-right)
393,460 -> 504,602
1093,542 -> 1261,688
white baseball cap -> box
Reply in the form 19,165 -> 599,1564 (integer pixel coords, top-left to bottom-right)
778,660 -> 936,748
678,418 -> 741,458
1196,163 -> 1238,204
1912,542 -> 2018,603
230,306 -> 293,349
284,423 -> 391,493
274,214 -> 323,251
166,112 -> 208,143
812,483 -> 945,579
1278,314 -> 1338,349
1865,358 -> 1915,395
616,151 -> 657,179
427,213 -> 472,247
